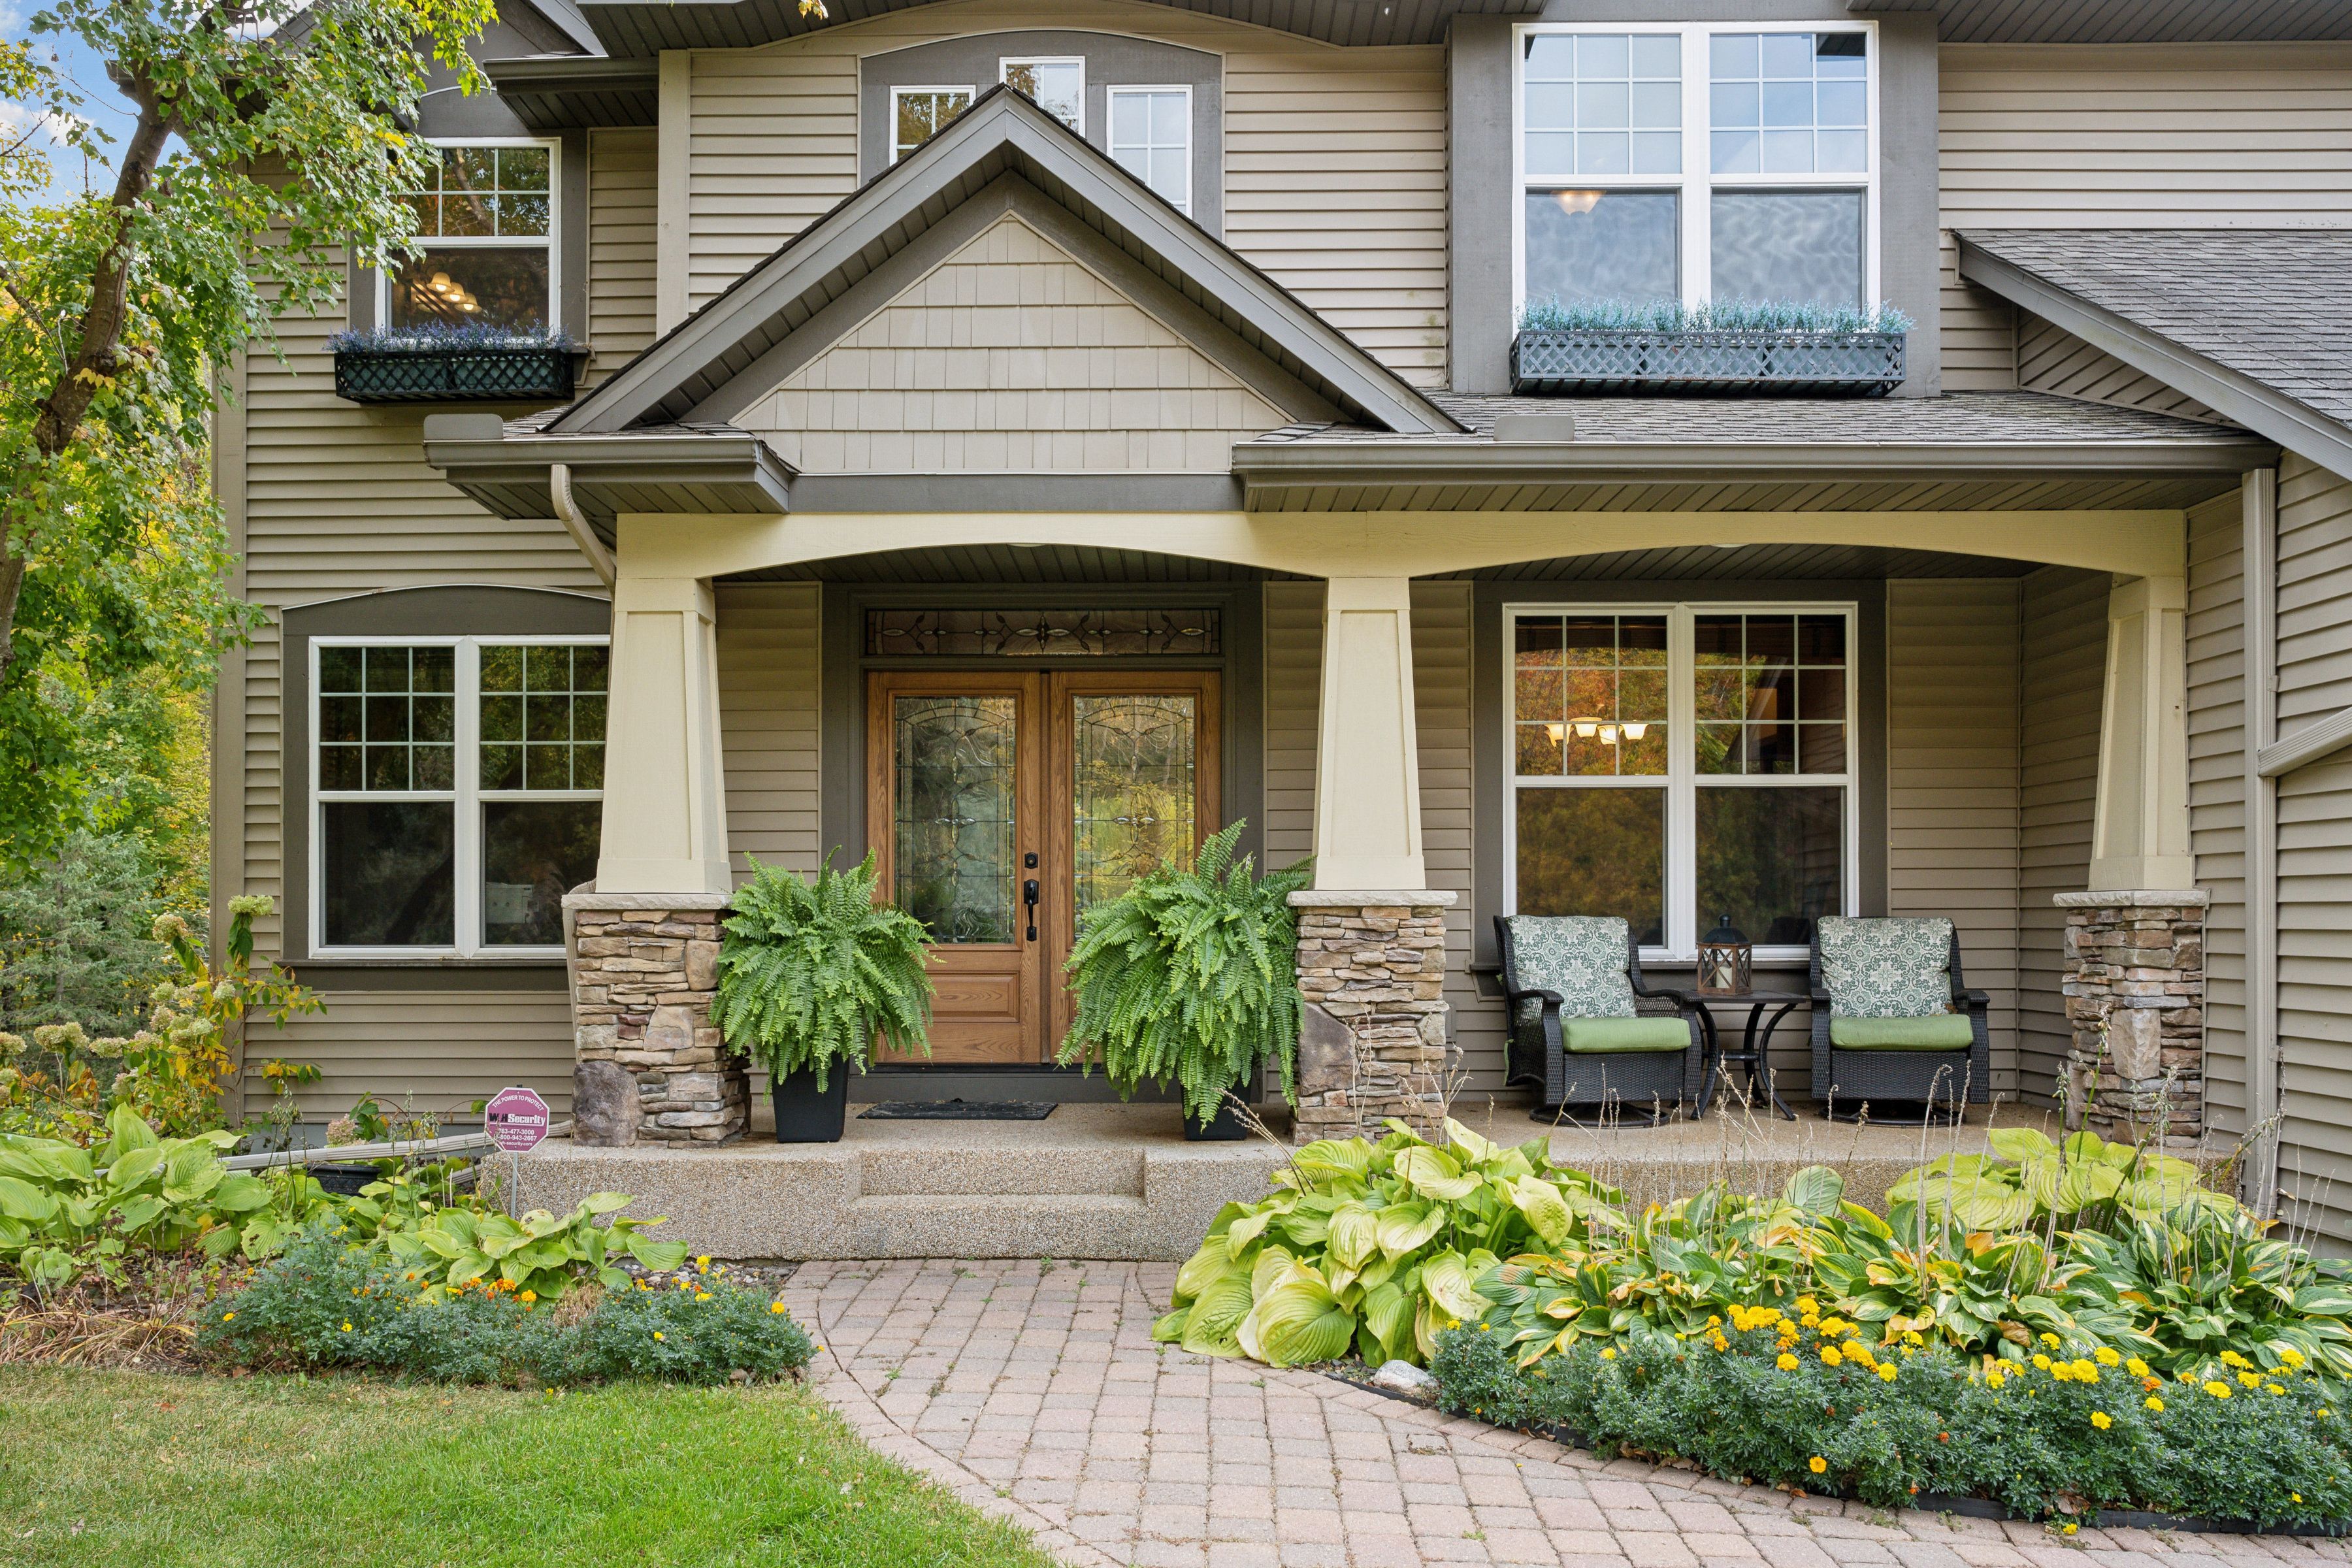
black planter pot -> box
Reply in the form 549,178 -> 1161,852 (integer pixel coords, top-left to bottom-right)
772,1066 -> 851,1143
312,1162 -> 382,1196
1183,1080 -> 1252,1142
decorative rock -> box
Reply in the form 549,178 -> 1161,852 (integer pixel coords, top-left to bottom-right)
1296,1003 -> 1356,1106
572,1059 -> 641,1147
1288,892 -> 1456,1144
1369,1359 -> 1440,1403
2057,890 -> 2206,1145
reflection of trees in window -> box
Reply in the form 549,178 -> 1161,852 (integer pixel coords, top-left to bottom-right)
1695,787 -> 1840,946
1515,789 -> 1665,946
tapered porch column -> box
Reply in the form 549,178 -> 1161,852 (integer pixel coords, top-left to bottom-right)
1290,577 -> 1454,1145
2063,572 -> 2204,1145
596,569 -> 730,895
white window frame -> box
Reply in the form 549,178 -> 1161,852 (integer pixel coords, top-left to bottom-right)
1509,21 -> 1879,313
890,84 -> 977,163
999,56 -> 1086,133
379,137 -> 563,333
1105,84 -> 1193,215
1500,602 -> 1859,964
310,634 -> 608,961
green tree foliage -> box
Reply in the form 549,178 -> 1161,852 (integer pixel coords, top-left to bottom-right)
0,828 -> 172,1040
0,0 -> 495,870
1057,821 -> 1313,1127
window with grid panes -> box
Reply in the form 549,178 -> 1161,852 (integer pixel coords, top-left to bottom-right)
1506,605 -> 1853,957
388,143 -> 555,333
314,638 -> 606,955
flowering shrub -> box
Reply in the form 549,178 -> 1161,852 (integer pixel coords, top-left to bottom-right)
201,1232 -> 812,1386
1432,1310 -> 2352,1529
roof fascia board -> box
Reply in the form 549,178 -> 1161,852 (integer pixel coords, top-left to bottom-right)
1232,437 -> 2274,487
425,429 -> 795,531
1956,237 -> 2352,480
561,90 -> 1456,436
2259,704 -> 2352,778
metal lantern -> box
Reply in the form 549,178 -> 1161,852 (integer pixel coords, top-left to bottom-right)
1697,913 -> 1752,996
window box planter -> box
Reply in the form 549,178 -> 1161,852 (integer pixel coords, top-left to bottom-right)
1509,328 -> 1906,397
334,344 -> 583,404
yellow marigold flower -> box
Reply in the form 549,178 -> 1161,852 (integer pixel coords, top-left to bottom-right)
1600,1347 -> 1616,1360
2032,1354 -> 2053,1371
2062,1523 -> 2079,1536
340,1322 -> 352,1333
2050,1362 -> 2074,1383
1877,1364 -> 1897,1383
770,1301 -> 787,1314
1820,1347 -> 1842,1367
696,1292 -> 713,1302
1800,1313 -> 1821,1329
653,1331 -> 665,1341
2072,1359 -> 2099,1382
1808,1456 -> 1827,1475
696,1255 -> 711,1269
2126,1358 -> 2151,1377
221,1311 -> 235,1322
1796,1295 -> 1819,1315
2094,1347 -> 2121,1367
1987,1369 -> 2006,1390
2221,1350 -> 2251,1369
2281,1347 -> 2306,1367
1778,1353 -> 1801,1371
520,1290 -> 536,1303
2145,1396 -> 2164,1412
1708,1315 -> 1722,1328
2090,1411 -> 2112,1430
2269,1383 -> 2287,1396
1820,1317 -> 1848,1338
2040,1332 -> 2061,1348
1710,1335 -> 1729,1352
2320,1409 -> 2334,1418
2239,1370 -> 2262,1388
2204,1381 -> 2232,1399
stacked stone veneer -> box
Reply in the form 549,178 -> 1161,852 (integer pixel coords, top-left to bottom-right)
1289,891 -> 1456,1143
2058,889 -> 2208,1145
564,892 -> 748,1147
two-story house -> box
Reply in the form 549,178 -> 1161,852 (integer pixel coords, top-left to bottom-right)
214,0 -> 2352,1252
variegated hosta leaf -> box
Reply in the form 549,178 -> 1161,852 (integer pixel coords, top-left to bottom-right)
1294,1139 -> 1373,1185
1443,1119 -> 1498,1167
1326,1204 -> 1379,1271
1362,1281 -> 1414,1362
1241,1264 -> 1356,1367
1377,1201 -> 1445,1260
1394,1146 -> 1481,1202
1783,1164 -> 1844,1221
1176,1239 -> 1239,1303
1226,1207 -> 1277,1258
1421,1250 -> 1490,1324
1508,1175 -> 1574,1248
1152,1307 -> 1191,1343
1250,1245 -> 1298,1299
1181,1270 -> 1258,1358
1986,1127 -> 2055,1165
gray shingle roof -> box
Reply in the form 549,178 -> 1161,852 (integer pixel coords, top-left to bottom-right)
1247,390 -> 2261,447
1957,229 -> 2352,433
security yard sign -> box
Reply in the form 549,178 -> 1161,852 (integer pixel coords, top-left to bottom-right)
485,1086 -> 551,1152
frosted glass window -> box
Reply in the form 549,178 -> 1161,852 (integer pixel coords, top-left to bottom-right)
1522,32 -> 1680,181
1710,191 -> 1863,306
1709,31 -> 1869,174
1524,190 -> 1678,306
1109,88 -> 1190,213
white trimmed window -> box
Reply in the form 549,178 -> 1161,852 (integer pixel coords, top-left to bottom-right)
386,140 -> 559,333
1001,57 -> 1084,132
312,638 -> 607,957
892,86 -> 975,162
1514,24 -> 1876,310
1503,605 -> 1855,960
1108,86 -> 1192,214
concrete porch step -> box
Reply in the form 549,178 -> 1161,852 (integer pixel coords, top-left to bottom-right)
856,1144 -> 1146,1198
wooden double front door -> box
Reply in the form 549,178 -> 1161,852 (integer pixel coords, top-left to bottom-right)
866,670 -> 1220,1064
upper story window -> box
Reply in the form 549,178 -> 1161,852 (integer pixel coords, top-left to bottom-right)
1002,57 -> 1083,131
1109,87 -> 1191,214
389,142 -> 557,333
314,638 -> 606,957
893,86 -> 974,162
1516,25 -> 1875,314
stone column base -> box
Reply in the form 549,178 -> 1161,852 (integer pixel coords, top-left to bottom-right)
2057,889 -> 2208,1145
1289,890 -> 1457,1144
563,891 -> 748,1147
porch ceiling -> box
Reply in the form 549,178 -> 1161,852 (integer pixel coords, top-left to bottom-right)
1436,542 -> 2046,581
720,543 -> 1297,584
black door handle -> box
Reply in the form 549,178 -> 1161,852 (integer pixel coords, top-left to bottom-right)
1024,878 -> 1039,943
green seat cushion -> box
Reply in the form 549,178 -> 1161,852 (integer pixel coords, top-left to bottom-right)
1829,1013 -> 1974,1051
1562,1017 -> 1691,1054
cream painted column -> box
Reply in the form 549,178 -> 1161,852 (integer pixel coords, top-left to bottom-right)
595,568 -> 732,894
2089,573 -> 2193,892
1311,577 -> 1428,891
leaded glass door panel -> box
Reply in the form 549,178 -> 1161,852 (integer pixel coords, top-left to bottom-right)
867,673 -> 1046,1064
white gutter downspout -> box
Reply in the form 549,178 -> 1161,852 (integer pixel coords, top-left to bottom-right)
550,461 -> 617,589
2244,466 -> 2281,1217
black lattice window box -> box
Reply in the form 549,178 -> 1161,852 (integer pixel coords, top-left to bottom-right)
1509,329 -> 1906,397
335,345 -> 583,404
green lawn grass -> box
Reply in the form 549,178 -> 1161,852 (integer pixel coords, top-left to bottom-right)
0,1367 -> 1056,1568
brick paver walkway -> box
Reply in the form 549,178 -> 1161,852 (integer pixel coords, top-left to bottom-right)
779,1260 -> 2350,1568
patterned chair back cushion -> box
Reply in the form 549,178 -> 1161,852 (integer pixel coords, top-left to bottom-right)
1818,916 -> 1954,1019
1503,916 -> 1637,1024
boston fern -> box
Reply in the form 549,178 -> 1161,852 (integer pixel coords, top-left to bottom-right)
1056,821 -> 1312,1126
711,854 -> 932,1089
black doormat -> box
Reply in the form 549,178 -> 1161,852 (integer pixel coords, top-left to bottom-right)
858,1099 -> 1056,1121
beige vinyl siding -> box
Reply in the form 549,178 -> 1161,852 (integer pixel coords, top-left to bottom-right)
2273,455 -> 2352,1245
587,127 -> 660,386
2186,491 -> 2249,1141
717,582 -> 825,880
679,0 -> 1446,384
1411,581 -> 1493,1088
2016,312 -> 2226,423
229,309 -> 604,1115
2014,566 -> 2109,1107
1886,580 -> 2022,1098
1262,581 -> 1322,873
740,216 -> 1288,471
264,992 -> 580,1120
1938,42 -> 2352,389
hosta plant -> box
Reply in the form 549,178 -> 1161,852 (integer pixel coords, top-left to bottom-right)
713,853 -> 933,1089
1058,821 -> 1312,1128
385,1191 -> 688,1301
1152,1118 -> 1627,1367
1885,1126 -> 2227,1237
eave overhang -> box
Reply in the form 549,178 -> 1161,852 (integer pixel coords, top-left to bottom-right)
421,415 -> 796,540
1842,0 -> 2352,43
482,56 -> 659,131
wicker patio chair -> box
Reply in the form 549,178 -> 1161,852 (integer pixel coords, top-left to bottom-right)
1809,916 -> 1991,1120
1495,915 -> 1705,1120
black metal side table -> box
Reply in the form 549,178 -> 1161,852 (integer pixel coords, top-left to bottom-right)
1695,991 -> 1806,1120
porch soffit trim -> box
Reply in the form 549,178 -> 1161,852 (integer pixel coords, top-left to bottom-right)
553,86 -> 1461,439
421,417 -> 796,534
1955,235 -> 2352,482
2259,706 -> 2352,779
